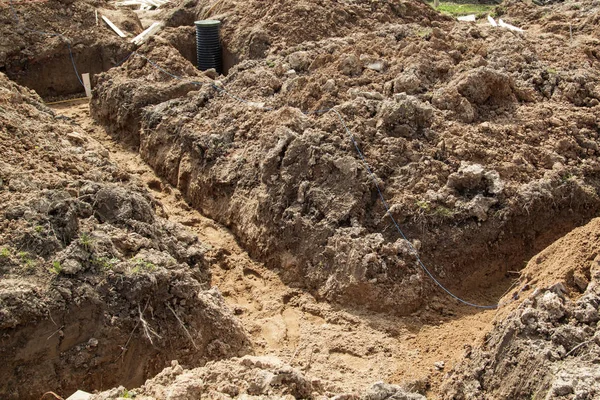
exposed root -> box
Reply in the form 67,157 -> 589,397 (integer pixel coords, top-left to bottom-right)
166,303 -> 199,350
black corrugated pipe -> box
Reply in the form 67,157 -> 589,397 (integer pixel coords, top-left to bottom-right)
195,20 -> 222,74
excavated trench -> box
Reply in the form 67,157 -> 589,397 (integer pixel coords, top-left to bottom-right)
3,1 -> 600,398
4,43 -> 131,99
47,99 -> 510,398
3,62 -> 597,400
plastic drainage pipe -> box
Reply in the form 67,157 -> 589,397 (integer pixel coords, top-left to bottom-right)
195,20 -> 222,73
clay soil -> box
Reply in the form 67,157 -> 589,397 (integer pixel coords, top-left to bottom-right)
1,0 -> 600,399
54,99 -> 499,397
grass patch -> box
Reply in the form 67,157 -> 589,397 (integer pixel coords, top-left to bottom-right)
79,232 -> 94,252
120,389 -> 134,399
130,258 -> 157,274
93,256 -> 120,271
0,247 -> 10,258
415,200 -> 431,212
429,1 -> 496,18
49,261 -> 63,275
18,251 -> 36,270
434,206 -> 456,219
416,27 -> 433,38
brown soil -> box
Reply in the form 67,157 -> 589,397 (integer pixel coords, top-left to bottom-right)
90,0 -> 600,317
55,99 -> 499,397
0,76 -> 248,400
0,0 -> 139,98
1,0 -> 600,399
443,217 -> 600,400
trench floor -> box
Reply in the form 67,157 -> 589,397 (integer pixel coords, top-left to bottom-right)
50,99 -> 501,396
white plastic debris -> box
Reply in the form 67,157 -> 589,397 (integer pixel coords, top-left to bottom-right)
457,14 -> 476,22
498,18 -> 524,32
116,0 -> 170,10
487,15 -> 498,27
247,101 -> 266,109
66,391 -> 92,400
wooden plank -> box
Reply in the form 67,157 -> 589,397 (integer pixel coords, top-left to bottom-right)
131,22 -> 162,45
82,73 -> 92,98
101,15 -> 127,38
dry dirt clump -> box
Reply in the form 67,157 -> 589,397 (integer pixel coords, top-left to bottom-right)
442,217 -> 600,400
0,73 -> 249,399
90,355 -> 427,399
91,0 -> 600,315
0,0 -> 139,98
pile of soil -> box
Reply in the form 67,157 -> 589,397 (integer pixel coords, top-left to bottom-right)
160,0 -> 448,61
442,217 -> 600,399
2,0 -> 600,398
499,0 -> 600,37
90,0 -> 600,315
90,39 -> 205,146
0,0 -> 140,98
90,356 -> 426,399
0,72 -> 249,399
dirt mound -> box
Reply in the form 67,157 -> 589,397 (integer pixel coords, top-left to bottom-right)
0,73 -> 249,399
500,0 -> 600,37
91,2 -> 600,314
90,38 -> 204,146
161,0 -> 447,62
442,217 -> 600,399
0,0 -> 139,98
90,355 -> 426,399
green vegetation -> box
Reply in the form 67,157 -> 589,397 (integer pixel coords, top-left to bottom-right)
50,260 -> 63,275
79,232 -> 94,252
0,247 -> 10,258
120,389 -> 134,399
416,27 -> 433,38
429,1 -> 496,18
434,206 -> 456,219
34,225 -> 44,233
130,258 -> 157,274
18,251 -> 36,270
415,201 -> 457,222
266,59 -> 276,68
561,172 -> 576,184
93,256 -> 120,271
415,200 -> 431,212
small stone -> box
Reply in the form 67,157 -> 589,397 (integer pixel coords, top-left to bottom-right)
203,68 -> 218,79
365,61 -> 385,72
434,361 -> 445,370
552,379 -> 574,396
